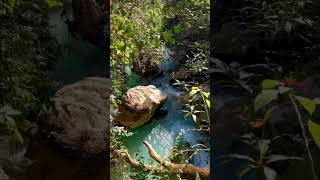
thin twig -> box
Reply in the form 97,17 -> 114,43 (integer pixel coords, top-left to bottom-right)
289,94 -> 318,180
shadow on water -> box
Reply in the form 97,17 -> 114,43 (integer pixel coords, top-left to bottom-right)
16,141 -> 107,180
47,8 -> 105,85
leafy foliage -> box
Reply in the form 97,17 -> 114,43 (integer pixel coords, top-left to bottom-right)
254,90 -> 278,112
0,0 -> 57,154
165,0 -> 210,81
175,83 -> 210,127
0,4 -> 58,113
45,0 -> 63,9
220,134 -> 302,180
0,106 -> 29,145
164,0 -> 210,40
214,0 -> 320,179
110,0 -> 210,179
231,0 -> 315,37
308,120 -> 320,150
110,0 -> 164,67
110,0 -> 166,101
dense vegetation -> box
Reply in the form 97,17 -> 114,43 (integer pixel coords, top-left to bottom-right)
110,0 -> 210,179
0,0 -> 58,146
213,0 -> 320,179
110,0 -> 165,101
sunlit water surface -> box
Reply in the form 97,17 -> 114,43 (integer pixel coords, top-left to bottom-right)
125,50 -> 210,167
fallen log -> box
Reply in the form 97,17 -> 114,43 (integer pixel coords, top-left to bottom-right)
112,141 -> 210,180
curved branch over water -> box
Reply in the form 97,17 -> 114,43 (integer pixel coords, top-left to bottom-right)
112,141 -> 210,180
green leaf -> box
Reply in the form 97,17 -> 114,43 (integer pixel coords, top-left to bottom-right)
202,92 -> 210,98
192,114 -> 197,123
278,86 -> 292,94
264,167 -> 276,180
163,31 -> 175,44
220,154 -> 256,163
0,106 -> 20,115
308,120 -> 320,150
206,99 -> 210,109
18,119 -> 32,132
254,90 -> 278,111
285,21 -> 292,33
258,139 -> 270,156
5,116 -> 17,128
173,24 -> 182,33
239,71 -> 255,79
195,173 -> 201,180
11,129 -> 24,144
239,165 -> 255,177
191,86 -> 198,90
151,38 -> 160,46
189,90 -> 198,96
265,155 -> 302,164
264,106 -> 276,121
295,95 -> 316,115
8,0 -> 16,13
45,0 -> 63,8
6,109 -> 21,116
313,98 -> 320,104
262,79 -> 280,89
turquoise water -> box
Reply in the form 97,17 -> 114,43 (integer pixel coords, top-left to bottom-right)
125,56 -> 210,167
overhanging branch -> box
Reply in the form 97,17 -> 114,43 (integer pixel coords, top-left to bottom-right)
112,141 -> 210,180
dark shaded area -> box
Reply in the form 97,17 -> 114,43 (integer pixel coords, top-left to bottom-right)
16,141 -> 108,180
1,0 -> 110,179
211,0 -> 320,179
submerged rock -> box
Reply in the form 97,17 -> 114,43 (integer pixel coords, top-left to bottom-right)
114,85 -> 167,128
38,77 -> 109,157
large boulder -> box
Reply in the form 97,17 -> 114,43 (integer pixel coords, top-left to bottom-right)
38,77 -> 109,157
114,85 -> 167,128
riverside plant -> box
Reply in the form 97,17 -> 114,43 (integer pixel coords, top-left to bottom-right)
0,106 -> 25,145
172,80 -> 210,130
220,78 -> 320,180
219,134 -> 302,180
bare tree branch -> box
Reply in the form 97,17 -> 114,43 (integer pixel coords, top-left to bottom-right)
112,141 -> 210,179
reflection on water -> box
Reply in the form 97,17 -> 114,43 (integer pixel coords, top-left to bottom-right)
16,141 -> 107,180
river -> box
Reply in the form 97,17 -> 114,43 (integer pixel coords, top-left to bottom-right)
123,49 -> 210,169
14,7 -> 209,180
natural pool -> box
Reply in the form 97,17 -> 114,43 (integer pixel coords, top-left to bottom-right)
124,51 -> 210,168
